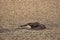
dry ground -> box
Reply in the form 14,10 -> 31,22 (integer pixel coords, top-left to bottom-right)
0,26 -> 60,40
0,0 -> 60,40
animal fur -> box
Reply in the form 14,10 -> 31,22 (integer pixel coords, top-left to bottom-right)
20,22 -> 46,30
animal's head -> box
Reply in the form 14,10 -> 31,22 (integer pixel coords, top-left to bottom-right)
20,24 -> 31,29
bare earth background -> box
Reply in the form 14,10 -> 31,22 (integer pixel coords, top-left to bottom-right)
0,0 -> 60,40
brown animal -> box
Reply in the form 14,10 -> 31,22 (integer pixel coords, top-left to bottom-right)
20,22 -> 46,30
